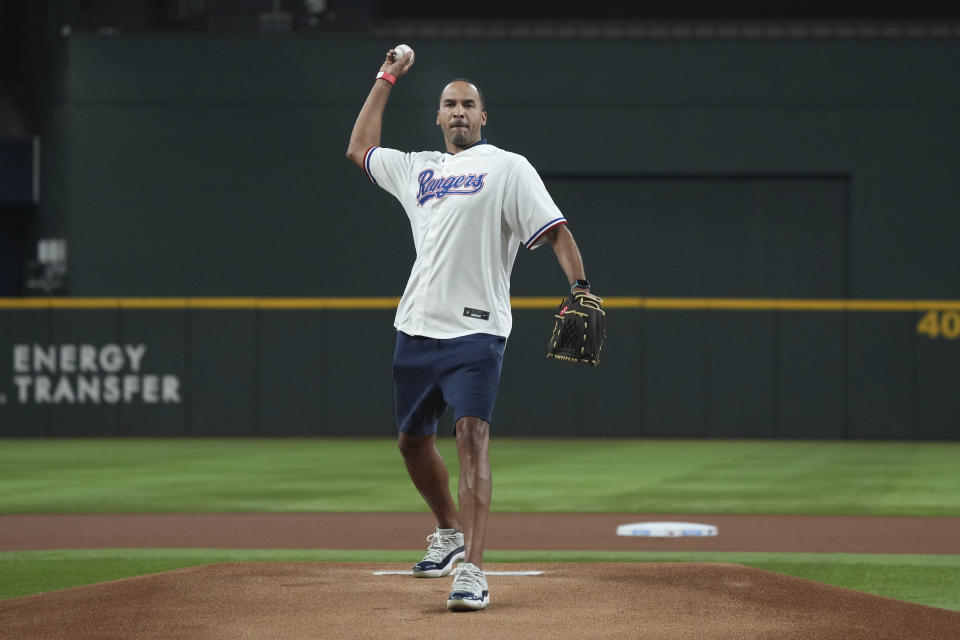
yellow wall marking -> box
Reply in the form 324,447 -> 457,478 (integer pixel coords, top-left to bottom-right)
1,297 -> 959,311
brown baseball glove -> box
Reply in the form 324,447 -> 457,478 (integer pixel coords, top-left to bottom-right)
545,292 -> 606,366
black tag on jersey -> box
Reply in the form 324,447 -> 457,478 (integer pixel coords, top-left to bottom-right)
463,307 -> 490,321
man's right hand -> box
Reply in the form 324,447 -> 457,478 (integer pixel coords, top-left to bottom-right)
381,47 -> 415,78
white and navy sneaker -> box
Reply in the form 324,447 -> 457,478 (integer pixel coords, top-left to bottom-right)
446,562 -> 489,611
412,528 -> 465,578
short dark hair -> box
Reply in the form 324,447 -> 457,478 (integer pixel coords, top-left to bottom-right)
441,78 -> 486,110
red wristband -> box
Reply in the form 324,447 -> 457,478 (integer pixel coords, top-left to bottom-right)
376,71 -> 396,85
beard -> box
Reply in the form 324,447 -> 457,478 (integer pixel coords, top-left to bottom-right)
450,127 -> 471,147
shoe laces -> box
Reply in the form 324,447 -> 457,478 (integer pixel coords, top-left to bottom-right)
451,563 -> 486,592
423,531 -> 458,562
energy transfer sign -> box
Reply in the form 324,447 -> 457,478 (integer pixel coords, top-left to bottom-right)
3,343 -> 182,405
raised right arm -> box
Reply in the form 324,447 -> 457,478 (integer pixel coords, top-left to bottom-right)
346,47 -> 415,168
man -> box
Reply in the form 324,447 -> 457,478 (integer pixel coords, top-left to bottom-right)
346,46 -> 596,611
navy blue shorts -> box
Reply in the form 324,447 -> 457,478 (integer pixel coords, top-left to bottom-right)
393,331 -> 506,436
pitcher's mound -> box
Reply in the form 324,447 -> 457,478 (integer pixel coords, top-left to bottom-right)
1,562 -> 957,639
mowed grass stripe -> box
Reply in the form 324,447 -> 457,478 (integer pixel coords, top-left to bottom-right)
0,439 -> 958,516
1,549 -> 958,612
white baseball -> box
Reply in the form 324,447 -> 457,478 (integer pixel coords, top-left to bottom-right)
393,44 -> 414,63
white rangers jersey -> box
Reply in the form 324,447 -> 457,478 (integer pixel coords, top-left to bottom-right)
364,141 -> 566,339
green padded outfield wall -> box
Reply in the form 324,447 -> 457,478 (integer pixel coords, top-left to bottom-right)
1,34 -> 959,437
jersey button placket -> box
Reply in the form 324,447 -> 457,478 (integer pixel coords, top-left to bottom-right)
416,199 -> 441,335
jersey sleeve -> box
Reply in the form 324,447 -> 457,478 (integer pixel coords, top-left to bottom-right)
503,156 -> 567,250
363,146 -> 415,201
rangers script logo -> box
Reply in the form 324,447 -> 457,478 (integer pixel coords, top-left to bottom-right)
417,169 -> 487,206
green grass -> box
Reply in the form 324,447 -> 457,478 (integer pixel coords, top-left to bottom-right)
2,439 -> 957,612
0,438 -> 958,515
2,549 -> 958,612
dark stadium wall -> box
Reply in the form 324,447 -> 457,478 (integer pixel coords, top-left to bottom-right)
1,34 -> 958,438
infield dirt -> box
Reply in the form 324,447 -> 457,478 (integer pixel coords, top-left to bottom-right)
2,561 -> 960,640
2,513 -> 960,639
2,512 -> 959,553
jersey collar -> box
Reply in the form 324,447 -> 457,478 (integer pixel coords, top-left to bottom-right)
446,138 -> 489,156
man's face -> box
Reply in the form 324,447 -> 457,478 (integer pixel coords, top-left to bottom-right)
437,82 -> 487,150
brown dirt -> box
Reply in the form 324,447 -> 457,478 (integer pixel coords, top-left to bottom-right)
1,513 -> 959,554
2,513 -> 959,639
2,562 -> 959,640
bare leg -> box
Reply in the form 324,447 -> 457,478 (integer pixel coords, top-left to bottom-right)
398,432 -> 462,531
455,417 -> 491,568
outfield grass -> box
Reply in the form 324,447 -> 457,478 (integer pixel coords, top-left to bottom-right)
1,438 -> 958,515
2,549 -> 958,612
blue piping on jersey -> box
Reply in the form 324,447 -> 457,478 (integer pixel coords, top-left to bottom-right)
524,217 -> 567,249
364,146 -> 379,185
